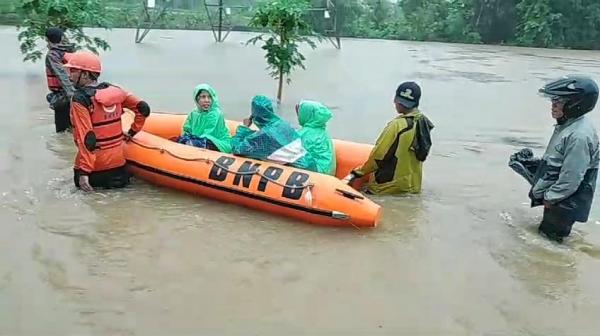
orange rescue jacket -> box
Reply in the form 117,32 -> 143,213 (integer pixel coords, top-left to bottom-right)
70,82 -> 149,174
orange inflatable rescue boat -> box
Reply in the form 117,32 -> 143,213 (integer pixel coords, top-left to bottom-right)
122,112 -> 381,228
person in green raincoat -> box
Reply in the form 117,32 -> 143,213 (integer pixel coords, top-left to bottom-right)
231,95 -> 317,171
344,81 -> 434,194
296,100 -> 336,175
178,84 -> 232,153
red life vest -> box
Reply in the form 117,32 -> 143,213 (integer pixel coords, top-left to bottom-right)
90,85 -> 127,150
45,50 -> 70,92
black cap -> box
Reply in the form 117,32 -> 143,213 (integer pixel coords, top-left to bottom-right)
394,81 -> 421,109
45,27 -> 64,44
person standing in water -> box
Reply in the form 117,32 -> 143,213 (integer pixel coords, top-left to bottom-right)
528,75 -> 599,243
44,27 -> 76,133
344,81 -> 434,194
65,51 -> 151,192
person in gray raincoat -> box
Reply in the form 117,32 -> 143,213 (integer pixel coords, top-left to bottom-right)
510,75 -> 599,243
44,27 -> 76,133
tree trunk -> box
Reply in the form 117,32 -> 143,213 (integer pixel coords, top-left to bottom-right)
277,66 -> 284,103
475,1 -> 484,28
277,28 -> 286,103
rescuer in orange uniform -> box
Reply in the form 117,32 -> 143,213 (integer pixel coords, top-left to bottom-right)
64,51 -> 151,192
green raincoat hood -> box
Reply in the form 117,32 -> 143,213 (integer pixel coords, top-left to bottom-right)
297,100 -> 333,129
251,95 -> 281,128
182,83 -> 232,153
297,100 -> 336,175
193,83 -> 219,111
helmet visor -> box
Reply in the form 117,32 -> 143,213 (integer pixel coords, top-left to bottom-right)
538,87 -> 568,103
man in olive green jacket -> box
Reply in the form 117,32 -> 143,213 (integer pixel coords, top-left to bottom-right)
345,81 -> 434,195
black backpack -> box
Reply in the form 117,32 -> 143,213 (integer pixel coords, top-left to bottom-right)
411,115 -> 435,162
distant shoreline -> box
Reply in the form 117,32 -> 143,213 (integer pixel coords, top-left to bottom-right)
2,24 -> 600,54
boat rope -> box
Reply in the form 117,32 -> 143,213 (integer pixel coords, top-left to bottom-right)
128,138 -> 315,191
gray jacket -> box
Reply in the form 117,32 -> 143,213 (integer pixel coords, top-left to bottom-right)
45,42 -> 75,96
530,115 -> 599,222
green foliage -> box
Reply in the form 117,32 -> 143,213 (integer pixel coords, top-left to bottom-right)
402,0 -> 449,41
447,1 -> 481,43
515,0 -> 557,47
335,0 -> 599,49
471,0 -> 516,43
385,0 -> 477,43
514,0 -> 600,49
247,0 -> 319,102
2,0 -> 598,51
16,0 -> 113,63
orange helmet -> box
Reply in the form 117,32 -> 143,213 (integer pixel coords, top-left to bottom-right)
64,51 -> 102,74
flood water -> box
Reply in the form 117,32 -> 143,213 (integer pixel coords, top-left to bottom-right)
1,27 -> 600,335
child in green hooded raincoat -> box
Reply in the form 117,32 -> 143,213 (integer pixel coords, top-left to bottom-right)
178,84 -> 232,153
231,95 -> 317,171
296,100 -> 336,175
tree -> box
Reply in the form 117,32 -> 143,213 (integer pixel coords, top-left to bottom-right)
472,0 -> 516,43
515,0 -> 559,48
247,0 -> 319,103
358,0 -> 396,38
549,0 -> 600,49
401,0 -> 450,41
16,0 -> 113,63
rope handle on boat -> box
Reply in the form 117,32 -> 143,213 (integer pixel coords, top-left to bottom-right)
128,138 -> 315,190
